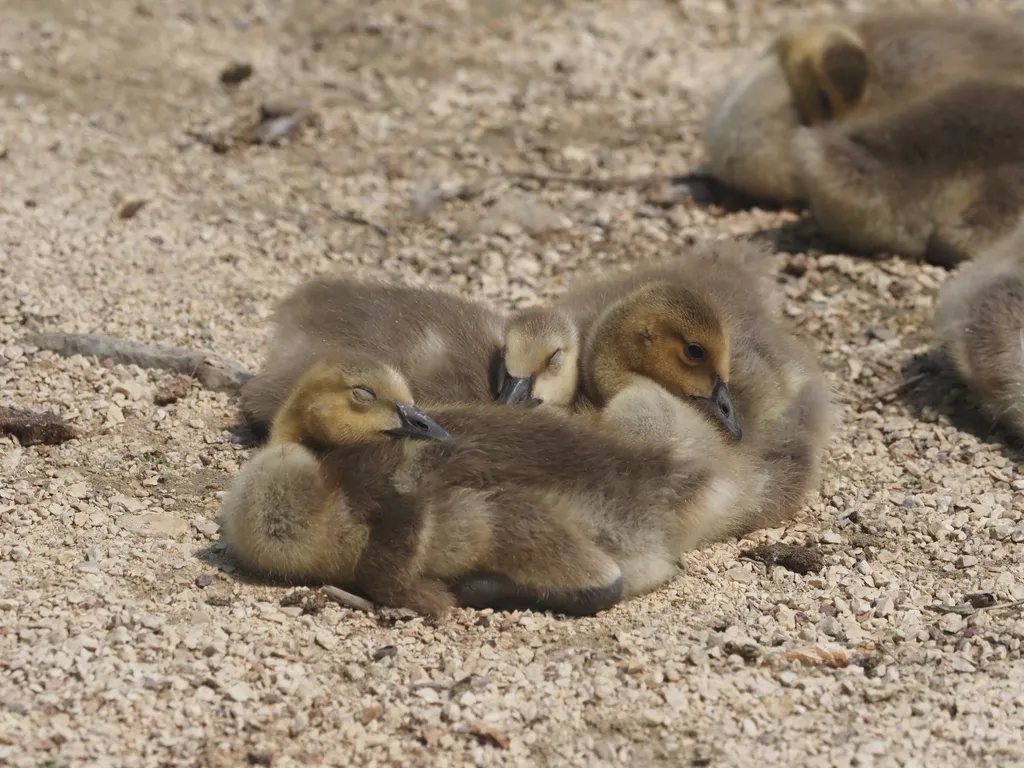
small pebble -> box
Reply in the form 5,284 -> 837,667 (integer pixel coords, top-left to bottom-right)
225,683 -> 252,702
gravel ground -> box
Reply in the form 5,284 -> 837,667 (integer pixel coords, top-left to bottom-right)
3,1 -> 1024,766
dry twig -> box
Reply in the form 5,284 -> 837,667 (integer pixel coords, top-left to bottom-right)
458,722 -> 511,749
24,332 -> 251,393
877,373 -> 928,403
926,595 -> 1024,616
321,585 -> 376,613
506,170 -> 671,191
334,210 -> 389,238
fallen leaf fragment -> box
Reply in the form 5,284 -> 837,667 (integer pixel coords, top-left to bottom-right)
154,375 -> 193,405
220,61 -> 253,85
775,645 -> 874,668
462,723 -> 510,749
118,199 -> 148,219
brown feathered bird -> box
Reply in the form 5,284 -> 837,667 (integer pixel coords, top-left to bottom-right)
792,77 -> 1024,265
220,360 -> 756,617
774,10 -> 1024,126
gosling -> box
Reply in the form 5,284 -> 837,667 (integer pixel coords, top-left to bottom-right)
935,239 -> 1024,437
220,360 -> 745,617
792,77 -> 1024,265
702,51 -> 806,204
240,276 -> 586,437
509,240 -> 832,452
774,10 -> 1024,125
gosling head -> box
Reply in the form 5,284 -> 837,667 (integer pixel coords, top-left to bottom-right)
774,22 -> 870,125
270,358 -> 452,449
494,307 -> 580,409
589,281 -> 742,440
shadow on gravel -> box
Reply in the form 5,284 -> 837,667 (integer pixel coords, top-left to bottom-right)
744,218 -> 840,256
670,176 -> 838,255
195,543 -> 236,574
898,349 -> 1024,459
194,545 -> 392,618
195,543 -> 348,592
670,173 -> 796,214
228,420 -> 264,449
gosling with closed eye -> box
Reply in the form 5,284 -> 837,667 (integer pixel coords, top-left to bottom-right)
491,241 -> 833,520
220,359 -> 746,617
239,277 -> 507,439
495,307 -> 580,408
491,256 -> 743,435
240,276 -> 594,438
266,353 -> 453,449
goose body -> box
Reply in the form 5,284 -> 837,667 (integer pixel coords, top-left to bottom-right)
935,240 -> 1024,436
220,362 -> 750,616
793,77 -> 1024,264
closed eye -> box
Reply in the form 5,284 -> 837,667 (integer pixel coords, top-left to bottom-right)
351,386 -> 377,404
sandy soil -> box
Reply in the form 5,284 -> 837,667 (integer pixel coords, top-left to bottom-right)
3,0 -> 1024,765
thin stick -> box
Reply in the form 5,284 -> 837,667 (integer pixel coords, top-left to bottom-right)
876,373 -> 928,402
506,171 -> 672,191
24,332 -> 252,394
334,211 -> 389,238
321,585 -> 376,613
925,598 -> 1024,616
0,406 -> 77,446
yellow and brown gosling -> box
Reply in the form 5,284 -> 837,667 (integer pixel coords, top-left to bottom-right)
240,276 -> 595,437
553,241 -> 830,446
699,10 -> 1024,205
239,277 -> 506,438
266,353 -> 452,449
220,360 -> 744,617
494,306 -> 580,409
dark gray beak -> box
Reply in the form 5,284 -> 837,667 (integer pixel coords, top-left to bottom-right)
384,403 -> 452,441
495,373 -> 539,406
697,377 -> 742,440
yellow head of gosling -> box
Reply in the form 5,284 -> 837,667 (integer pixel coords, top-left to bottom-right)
588,281 -> 741,440
269,358 -> 452,449
495,307 -> 580,408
